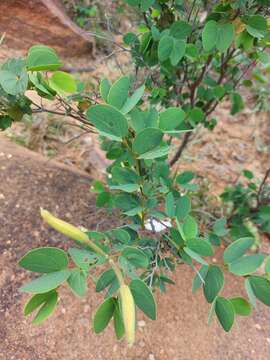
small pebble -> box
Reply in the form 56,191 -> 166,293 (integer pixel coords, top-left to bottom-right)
149,354 -> 155,360
255,324 -> 262,330
138,320 -> 146,327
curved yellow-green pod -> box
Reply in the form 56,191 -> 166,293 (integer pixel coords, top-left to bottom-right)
119,284 -> 136,346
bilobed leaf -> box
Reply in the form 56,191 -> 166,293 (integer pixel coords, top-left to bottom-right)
48,71 -> 77,94
248,275 -> 270,306
216,23 -> 235,53
228,254 -> 266,276
170,39 -> 186,66
19,247 -> 68,273
26,45 -> 61,71
215,297 -> 235,332
202,20 -> 218,51
158,35 -> 174,61
132,127 -> 163,155
93,297 -> 115,333
121,84 -> 145,114
230,297 -> 252,316
67,268 -> 87,297
107,76 -> 130,110
223,237 -> 254,264
87,104 -> 128,141
24,290 -> 57,316
19,270 -> 71,293
0,58 -> 28,95
29,290 -> 58,325
170,21 -> 192,39
130,279 -> 157,320
96,268 -> 116,292
159,107 -> 185,131
203,265 -> 224,303
175,195 -> 191,220
100,78 -> 111,102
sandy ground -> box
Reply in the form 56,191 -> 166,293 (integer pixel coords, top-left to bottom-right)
1,134 -> 270,360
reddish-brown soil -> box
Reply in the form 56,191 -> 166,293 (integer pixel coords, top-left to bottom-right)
1,134 -> 270,360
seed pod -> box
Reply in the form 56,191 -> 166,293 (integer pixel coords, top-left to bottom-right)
119,284 -> 136,346
40,208 -> 89,244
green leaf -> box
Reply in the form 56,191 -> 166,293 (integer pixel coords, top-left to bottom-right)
132,127 -> 163,155
107,76 -> 130,110
19,247 -> 68,273
265,256 -> 270,273
100,78 -> 111,102
228,254 -> 266,276
170,39 -> 186,66
245,278 -> 257,308
113,299 -> 125,339
176,171 -> 194,185
248,276 -> 270,306
223,237 -> 254,264
183,247 -> 208,266
48,71 -> 77,94
68,247 -> 104,271
159,107 -> 185,131
246,15 -> 268,39
24,290 -> 58,325
230,297 -> 252,316
0,60 -> 28,95
0,115 -> 13,130
122,247 -> 149,268
187,239 -> 214,257
158,35 -> 174,62
67,268 -> 87,297
165,192 -> 175,218
93,297 -> 115,334
130,279 -> 156,320
213,218 -> 228,237
192,265 -> 209,293
182,215 -> 198,240
96,268 -> 116,292
202,20 -> 218,52
121,84 -> 145,114
215,297 -> 235,332
19,270 -> 70,293
169,227 -> 185,248
230,92 -> 244,115
175,195 -> 191,220
26,45 -> 61,71
87,104 -> 128,141
170,21 -> 192,40
203,265 -> 224,303
137,144 -> 170,159
216,23 -> 235,53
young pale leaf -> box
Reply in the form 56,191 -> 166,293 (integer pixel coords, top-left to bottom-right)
67,269 -> 87,297
26,45 -> 61,71
93,297 -> 115,334
159,107 -> 185,131
182,215 -> 198,240
32,290 -> 58,325
121,84 -> 145,114
175,195 -> 191,220
215,297 -> 235,332
96,268 -> 117,292
48,71 -> 77,94
230,297 -> 252,316
19,247 -> 68,273
19,270 -> 70,294
202,20 -> 218,51
192,265 -> 209,293
130,279 -> 157,320
100,78 -> 111,102
248,276 -> 270,306
132,127 -> 163,155
203,265 -> 224,303
107,76 -> 130,110
87,104 -> 128,141
158,35 -> 174,61
228,254 -> 266,276
223,237 -> 254,264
